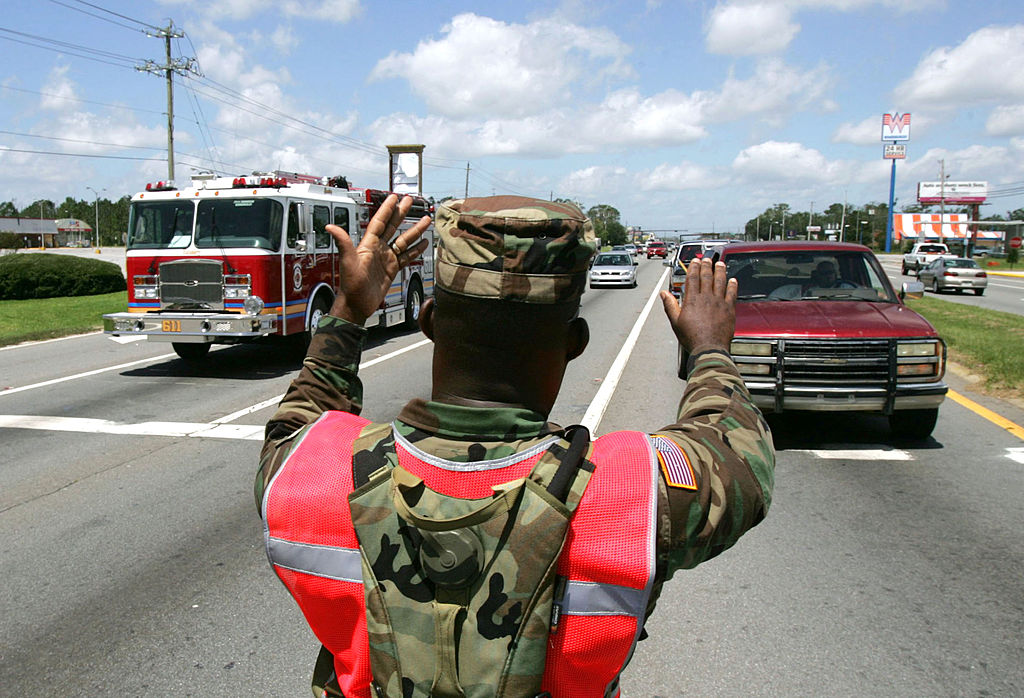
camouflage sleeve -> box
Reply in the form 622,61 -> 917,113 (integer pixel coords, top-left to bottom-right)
255,316 -> 367,510
653,349 -> 775,577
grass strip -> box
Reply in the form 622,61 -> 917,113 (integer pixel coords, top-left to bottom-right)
905,295 -> 1024,396
0,292 -> 127,347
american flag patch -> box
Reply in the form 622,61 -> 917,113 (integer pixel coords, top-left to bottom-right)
652,435 -> 697,490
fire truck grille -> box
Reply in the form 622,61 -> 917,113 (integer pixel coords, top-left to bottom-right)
159,260 -> 224,309
781,339 -> 890,387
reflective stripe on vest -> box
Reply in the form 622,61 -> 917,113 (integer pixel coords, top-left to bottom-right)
266,537 -> 647,618
263,411 -> 659,698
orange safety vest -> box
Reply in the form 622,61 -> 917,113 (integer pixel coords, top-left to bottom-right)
263,410 -> 659,698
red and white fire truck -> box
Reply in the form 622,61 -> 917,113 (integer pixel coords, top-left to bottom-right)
103,170 -> 434,361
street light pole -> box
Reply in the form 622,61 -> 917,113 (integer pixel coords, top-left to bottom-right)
85,186 -> 105,247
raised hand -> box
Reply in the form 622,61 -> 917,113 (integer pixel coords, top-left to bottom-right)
325,194 -> 432,324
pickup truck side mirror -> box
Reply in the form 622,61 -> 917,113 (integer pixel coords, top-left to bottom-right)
900,281 -> 924,300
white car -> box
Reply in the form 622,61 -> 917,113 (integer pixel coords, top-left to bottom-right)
624,244 -> 639,257
589,252 -> 638,288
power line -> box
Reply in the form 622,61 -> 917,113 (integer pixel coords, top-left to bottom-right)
47,0 -> 142,32
0,146 -> 165,162
0,129 -> 166,152
0,84 -> 166,116
60,0 -> 162,32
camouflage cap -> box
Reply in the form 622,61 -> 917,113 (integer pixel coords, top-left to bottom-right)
434,196 -> 598,304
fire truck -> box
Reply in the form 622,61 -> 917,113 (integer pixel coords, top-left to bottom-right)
103,170 -> 434,361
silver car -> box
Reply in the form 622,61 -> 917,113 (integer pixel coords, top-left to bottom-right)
918,257 -> 988,296
589,252 -> 638,288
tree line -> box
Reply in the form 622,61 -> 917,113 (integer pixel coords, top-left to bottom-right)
744,202 -> 1024,252
0,197 -> 131,247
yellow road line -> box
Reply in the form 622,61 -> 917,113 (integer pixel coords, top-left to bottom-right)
947,389 -> 1024,441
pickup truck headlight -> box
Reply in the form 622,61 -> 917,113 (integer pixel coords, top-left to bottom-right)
896,339 -> 944,382
730,340 -> 776,377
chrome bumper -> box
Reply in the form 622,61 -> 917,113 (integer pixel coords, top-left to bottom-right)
102,311 -> 277,342
745,381 -> 947,414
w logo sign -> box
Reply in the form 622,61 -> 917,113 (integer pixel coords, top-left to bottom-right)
882,112 -> 911,141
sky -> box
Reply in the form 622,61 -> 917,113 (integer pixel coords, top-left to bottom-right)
2,0 -> 1024,236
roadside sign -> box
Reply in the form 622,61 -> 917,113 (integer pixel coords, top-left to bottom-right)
884,144 -> 906,159
806,225 -> 822,233
1010,236 -> 1022,249
882,112 -> 911,141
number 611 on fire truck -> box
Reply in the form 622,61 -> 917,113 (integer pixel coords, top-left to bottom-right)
103,170 -> 434,362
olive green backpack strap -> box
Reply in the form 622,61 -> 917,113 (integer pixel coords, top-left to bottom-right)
348,424 -> 595,698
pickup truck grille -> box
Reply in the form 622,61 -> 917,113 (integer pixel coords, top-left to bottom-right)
159,259 -> 224,309
781,339 -> 890,386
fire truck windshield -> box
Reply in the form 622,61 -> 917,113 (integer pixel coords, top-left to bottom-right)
195,198 -> 283,251
128,201 -> 194,249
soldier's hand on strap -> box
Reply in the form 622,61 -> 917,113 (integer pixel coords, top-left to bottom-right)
325,194 -> 431,325
659,257 -> 738,355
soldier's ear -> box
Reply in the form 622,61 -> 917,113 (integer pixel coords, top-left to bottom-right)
418,297 -> 435,340
566,317 -> 589,362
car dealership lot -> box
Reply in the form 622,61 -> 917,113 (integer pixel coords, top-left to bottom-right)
1,257 -> 1023,696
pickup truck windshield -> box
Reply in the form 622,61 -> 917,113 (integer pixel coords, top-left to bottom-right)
725,250 -> 897,302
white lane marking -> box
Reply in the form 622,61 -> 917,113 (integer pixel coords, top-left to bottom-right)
1007,448 -> 1024,464
360,338 -> 431,369
0,415 -> 264,441
0,331 -> 100,351
210,338 -> 433,425
108,334 -> 148,344
581,268 -> 670,435
213,395 -> 284,424
1,336 -> 434,439
790,448 -> 913,460
1,353 -> 178,397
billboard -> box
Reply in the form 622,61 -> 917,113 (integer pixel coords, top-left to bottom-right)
882,113 -> 911,141
917,181 -> 987,204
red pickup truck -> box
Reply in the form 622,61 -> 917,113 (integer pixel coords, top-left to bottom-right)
678,241 -> 947,440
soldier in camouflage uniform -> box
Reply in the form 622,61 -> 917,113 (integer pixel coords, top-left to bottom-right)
257,193 -> 774,697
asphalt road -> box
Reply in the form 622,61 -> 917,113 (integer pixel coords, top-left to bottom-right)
2,256 -> 1023,696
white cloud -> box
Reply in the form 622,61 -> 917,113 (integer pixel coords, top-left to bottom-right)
703,59 -> 831,122
732,140 -> 839,180
705,3 -> 800,55
158,0 -> 360,22
39,66 -> 78,111
638,162 -> 727,191
986,105 -> 1024,137
369,13 -> 633,119
897,24 -> 1024,107
832,115 -> 879,145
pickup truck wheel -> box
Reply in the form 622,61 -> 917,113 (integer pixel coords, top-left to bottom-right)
889,408 -> 939,441
974,288 -> 985,296
172,342 -> 211,362
901,264 -> 908,275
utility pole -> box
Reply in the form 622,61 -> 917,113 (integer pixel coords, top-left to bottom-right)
808,202 -> 813,240
464,162 -> 470,199
938,158 -> 946,245
137,21 -> 199,182
86,186 -> 105,246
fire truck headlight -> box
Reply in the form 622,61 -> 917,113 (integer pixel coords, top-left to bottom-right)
244,295 -> 265,315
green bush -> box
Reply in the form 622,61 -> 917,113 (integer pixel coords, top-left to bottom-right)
0,232 -> 25,250
0,253 -> 126,300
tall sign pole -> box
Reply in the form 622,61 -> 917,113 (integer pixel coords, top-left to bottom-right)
882,113 -> 910,252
